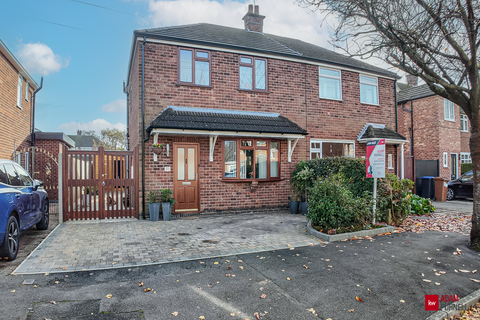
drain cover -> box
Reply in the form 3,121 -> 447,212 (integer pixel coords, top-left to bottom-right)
22,279 -> 35,285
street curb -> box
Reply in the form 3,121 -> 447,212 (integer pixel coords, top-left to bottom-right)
306,221 -> 396,242
425,288 -> 480,320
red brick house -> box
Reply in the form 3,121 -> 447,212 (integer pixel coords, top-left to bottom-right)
397,76 -> 471,189
0,39 -> 39,164
125,5 -> 406,217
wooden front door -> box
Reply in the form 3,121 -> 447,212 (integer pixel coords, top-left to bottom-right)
173,143 -> 199,212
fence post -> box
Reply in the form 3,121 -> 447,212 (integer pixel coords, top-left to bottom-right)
58,150 -> 63,223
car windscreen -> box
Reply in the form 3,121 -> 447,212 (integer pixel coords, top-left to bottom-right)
0,165 -> 8,185
4,164 -> 23,186
462,173 -> 474,182
13,165 -> 33,187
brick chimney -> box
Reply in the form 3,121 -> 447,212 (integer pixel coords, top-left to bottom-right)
406,75 -> 418,87
243,4 -> 265,33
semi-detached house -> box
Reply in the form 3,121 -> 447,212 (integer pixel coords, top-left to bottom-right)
125,5 -> 407,217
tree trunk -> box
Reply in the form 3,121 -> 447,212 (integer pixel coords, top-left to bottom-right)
470,109 -> 480,251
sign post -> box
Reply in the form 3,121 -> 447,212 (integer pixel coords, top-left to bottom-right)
366,139 -> 386,224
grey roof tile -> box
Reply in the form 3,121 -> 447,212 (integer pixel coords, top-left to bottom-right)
146,107 -> 307,135
397,84 -> 436,103
135,23 -> 398,79
358,125 -> 407,141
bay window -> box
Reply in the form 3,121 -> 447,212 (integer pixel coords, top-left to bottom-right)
310,140 -> 355,159
224,139 -> 280,180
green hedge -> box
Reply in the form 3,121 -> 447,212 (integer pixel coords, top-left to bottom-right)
461,163 -> 472,174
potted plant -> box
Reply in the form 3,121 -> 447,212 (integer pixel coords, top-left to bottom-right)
296,166 -> 314,215
288,186 -> 300,214
160,189 -> 175,221
152,143 -> 163,155
148,190 -> 160,221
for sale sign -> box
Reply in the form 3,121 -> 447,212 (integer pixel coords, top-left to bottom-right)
366,139 -> 386,178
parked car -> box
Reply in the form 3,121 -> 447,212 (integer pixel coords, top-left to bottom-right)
0,160 -> 49,260
447,170 -> 473,201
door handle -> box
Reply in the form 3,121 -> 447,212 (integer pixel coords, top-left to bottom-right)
102,182 -> 105,186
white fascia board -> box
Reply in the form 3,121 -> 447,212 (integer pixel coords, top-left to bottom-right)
0,40 -> 39,89
139,37 -> 398,81
149,128 -> 305,139
357,138 -> 409,144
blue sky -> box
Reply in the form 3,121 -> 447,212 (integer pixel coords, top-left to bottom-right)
1,0 -> 399,135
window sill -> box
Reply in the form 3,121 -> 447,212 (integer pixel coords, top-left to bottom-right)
175,82 -> 213,89
319,97 -> 343,102
444,119 -> 455,122
461,130 -> 468,133
360,102 -> 380,106
219,178 -> 284,183
237,88 -> 269,94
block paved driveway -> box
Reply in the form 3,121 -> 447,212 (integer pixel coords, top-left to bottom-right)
14,213 -> 315,274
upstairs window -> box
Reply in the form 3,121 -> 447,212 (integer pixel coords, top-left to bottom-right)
17,75 -> 23,108
25,82 -> 29,102
178,48 -> 210,86
319,68 -> 341,100
461,114 -> 468,132
444,99 -> 455,121
360,75 -> 378,105
239,56 -> 267,91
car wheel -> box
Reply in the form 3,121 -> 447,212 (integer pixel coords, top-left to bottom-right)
36,200 -> 49,230
447,188 -> 455,201
0,216 -> 20,261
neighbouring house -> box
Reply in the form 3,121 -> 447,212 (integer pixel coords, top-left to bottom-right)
125,5 -> 407,217
0,39 -> 38,169
68,131 -> 101,150
397,75 -> 471,194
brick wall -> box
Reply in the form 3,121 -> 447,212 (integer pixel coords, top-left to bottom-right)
398,95 -> 464,181
0,51 -> 35,160
129,41 -> 397,214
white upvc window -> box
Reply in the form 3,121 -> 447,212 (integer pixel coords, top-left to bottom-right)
443,152 -> 448,167
310,139 -> 355,159
360,75 -> 378,105
319,67 -> 342,100
461,115 -> 468,132
25,152 -> 29,171
17,75 -> 23,108
460,153 -> 472,164
25,82 -> 29,102
388,154 -> 393,169
444,99 -> 455,121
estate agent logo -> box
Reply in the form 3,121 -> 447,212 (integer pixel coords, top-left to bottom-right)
425,295 -> 439,311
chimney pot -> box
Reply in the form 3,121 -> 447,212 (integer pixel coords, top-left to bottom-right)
406,75 -> 418,87
254,5 -> 259,14
248,4 -> 253,13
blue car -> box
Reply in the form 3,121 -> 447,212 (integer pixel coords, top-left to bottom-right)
0,160 -> 49,260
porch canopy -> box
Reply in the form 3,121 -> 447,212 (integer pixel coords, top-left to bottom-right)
146,106 -> 308,162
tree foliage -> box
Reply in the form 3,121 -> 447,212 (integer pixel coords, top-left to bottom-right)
297,0 -> 480,249
78,128 -> 127,150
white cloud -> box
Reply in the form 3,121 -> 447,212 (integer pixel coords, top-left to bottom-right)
17,42 -> 69,76
57,119 -> 126,135
101,99 -> 126,113
147,0 -> 336,48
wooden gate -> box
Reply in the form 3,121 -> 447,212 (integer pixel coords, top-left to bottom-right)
62,147 -> 139,220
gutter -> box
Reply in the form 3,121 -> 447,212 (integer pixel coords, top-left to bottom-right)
141,36 -> 146,220
123,81 -> 129,151
31,77 -> 43,179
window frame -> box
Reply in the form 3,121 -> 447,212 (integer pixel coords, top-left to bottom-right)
460,152 -> 472,164
238,55 -> 268,92
444,99 -> 455,122
222,138 -> 280,181
25,82 -> 29,102
309,139 -> 355,159
177,47 -> 212,87
443,152 -> 448,167
461,114 -> 468,132
388,154 -> 394,169
17,75 -> 23,109
359,75 -> 379,105
318,67 -> 342,101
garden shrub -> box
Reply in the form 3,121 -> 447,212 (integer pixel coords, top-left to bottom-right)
307,176 -> 372,230
408,194 -> 435,215
376,173 -> 414,225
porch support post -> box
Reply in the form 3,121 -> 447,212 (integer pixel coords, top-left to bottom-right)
288,138 -> 299,163
401,143 -> 404,179
58,146 -> 63,223
209,135 -> 218,162
153,133 -> 159,162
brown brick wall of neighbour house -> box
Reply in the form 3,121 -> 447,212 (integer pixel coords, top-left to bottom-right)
129,41 -> 397,214
398,95 -> 462,181
0,51 -> 35,160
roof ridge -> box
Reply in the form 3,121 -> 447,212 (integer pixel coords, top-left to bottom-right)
262,33 -> 302,56
140,23 -> 208,33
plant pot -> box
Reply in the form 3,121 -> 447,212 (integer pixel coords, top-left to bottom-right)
300,202 -> 308,215
152,147 -> 162,155
162,202 -> 171,221
288,201 -> 299,214
148,203 -> 160,221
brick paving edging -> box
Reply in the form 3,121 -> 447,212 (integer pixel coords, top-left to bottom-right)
425,288 -> 480,320
306,221 -> 396,241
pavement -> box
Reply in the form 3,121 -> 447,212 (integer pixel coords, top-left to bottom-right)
433,200 -> 473,215
13,213 -> 315,274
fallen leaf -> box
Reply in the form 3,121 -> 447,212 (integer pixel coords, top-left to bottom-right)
199,317 -> 205,320
62,267 -> 67,271
459,270 -> 470,273
50,301 -> 57,304
348,309 -> 354,312
286,277 -> 291,280
423,279 -> 432,282
214,262 -> 219,265
55,281 -> 60,284
307,308 -> 316,314
139,282 -> 144,287
106,295 -> 112,299
11,290 -> 15,293
254,312 -> 260,320
400,300 -> 405,303
172,312 -> 178,316
33,285 -> 37,288
471,278 -> 480,283
260,294 -> 267,299
473,270 -> 477,274
356,296 -> 363,302
435,282 -> 441,285
287,244 -> 292,247
303,265 -> 309,269
230,313 -> 235,317
226,274 -> 231,277
144,288 -> 151,292
227,264 -> 232,270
